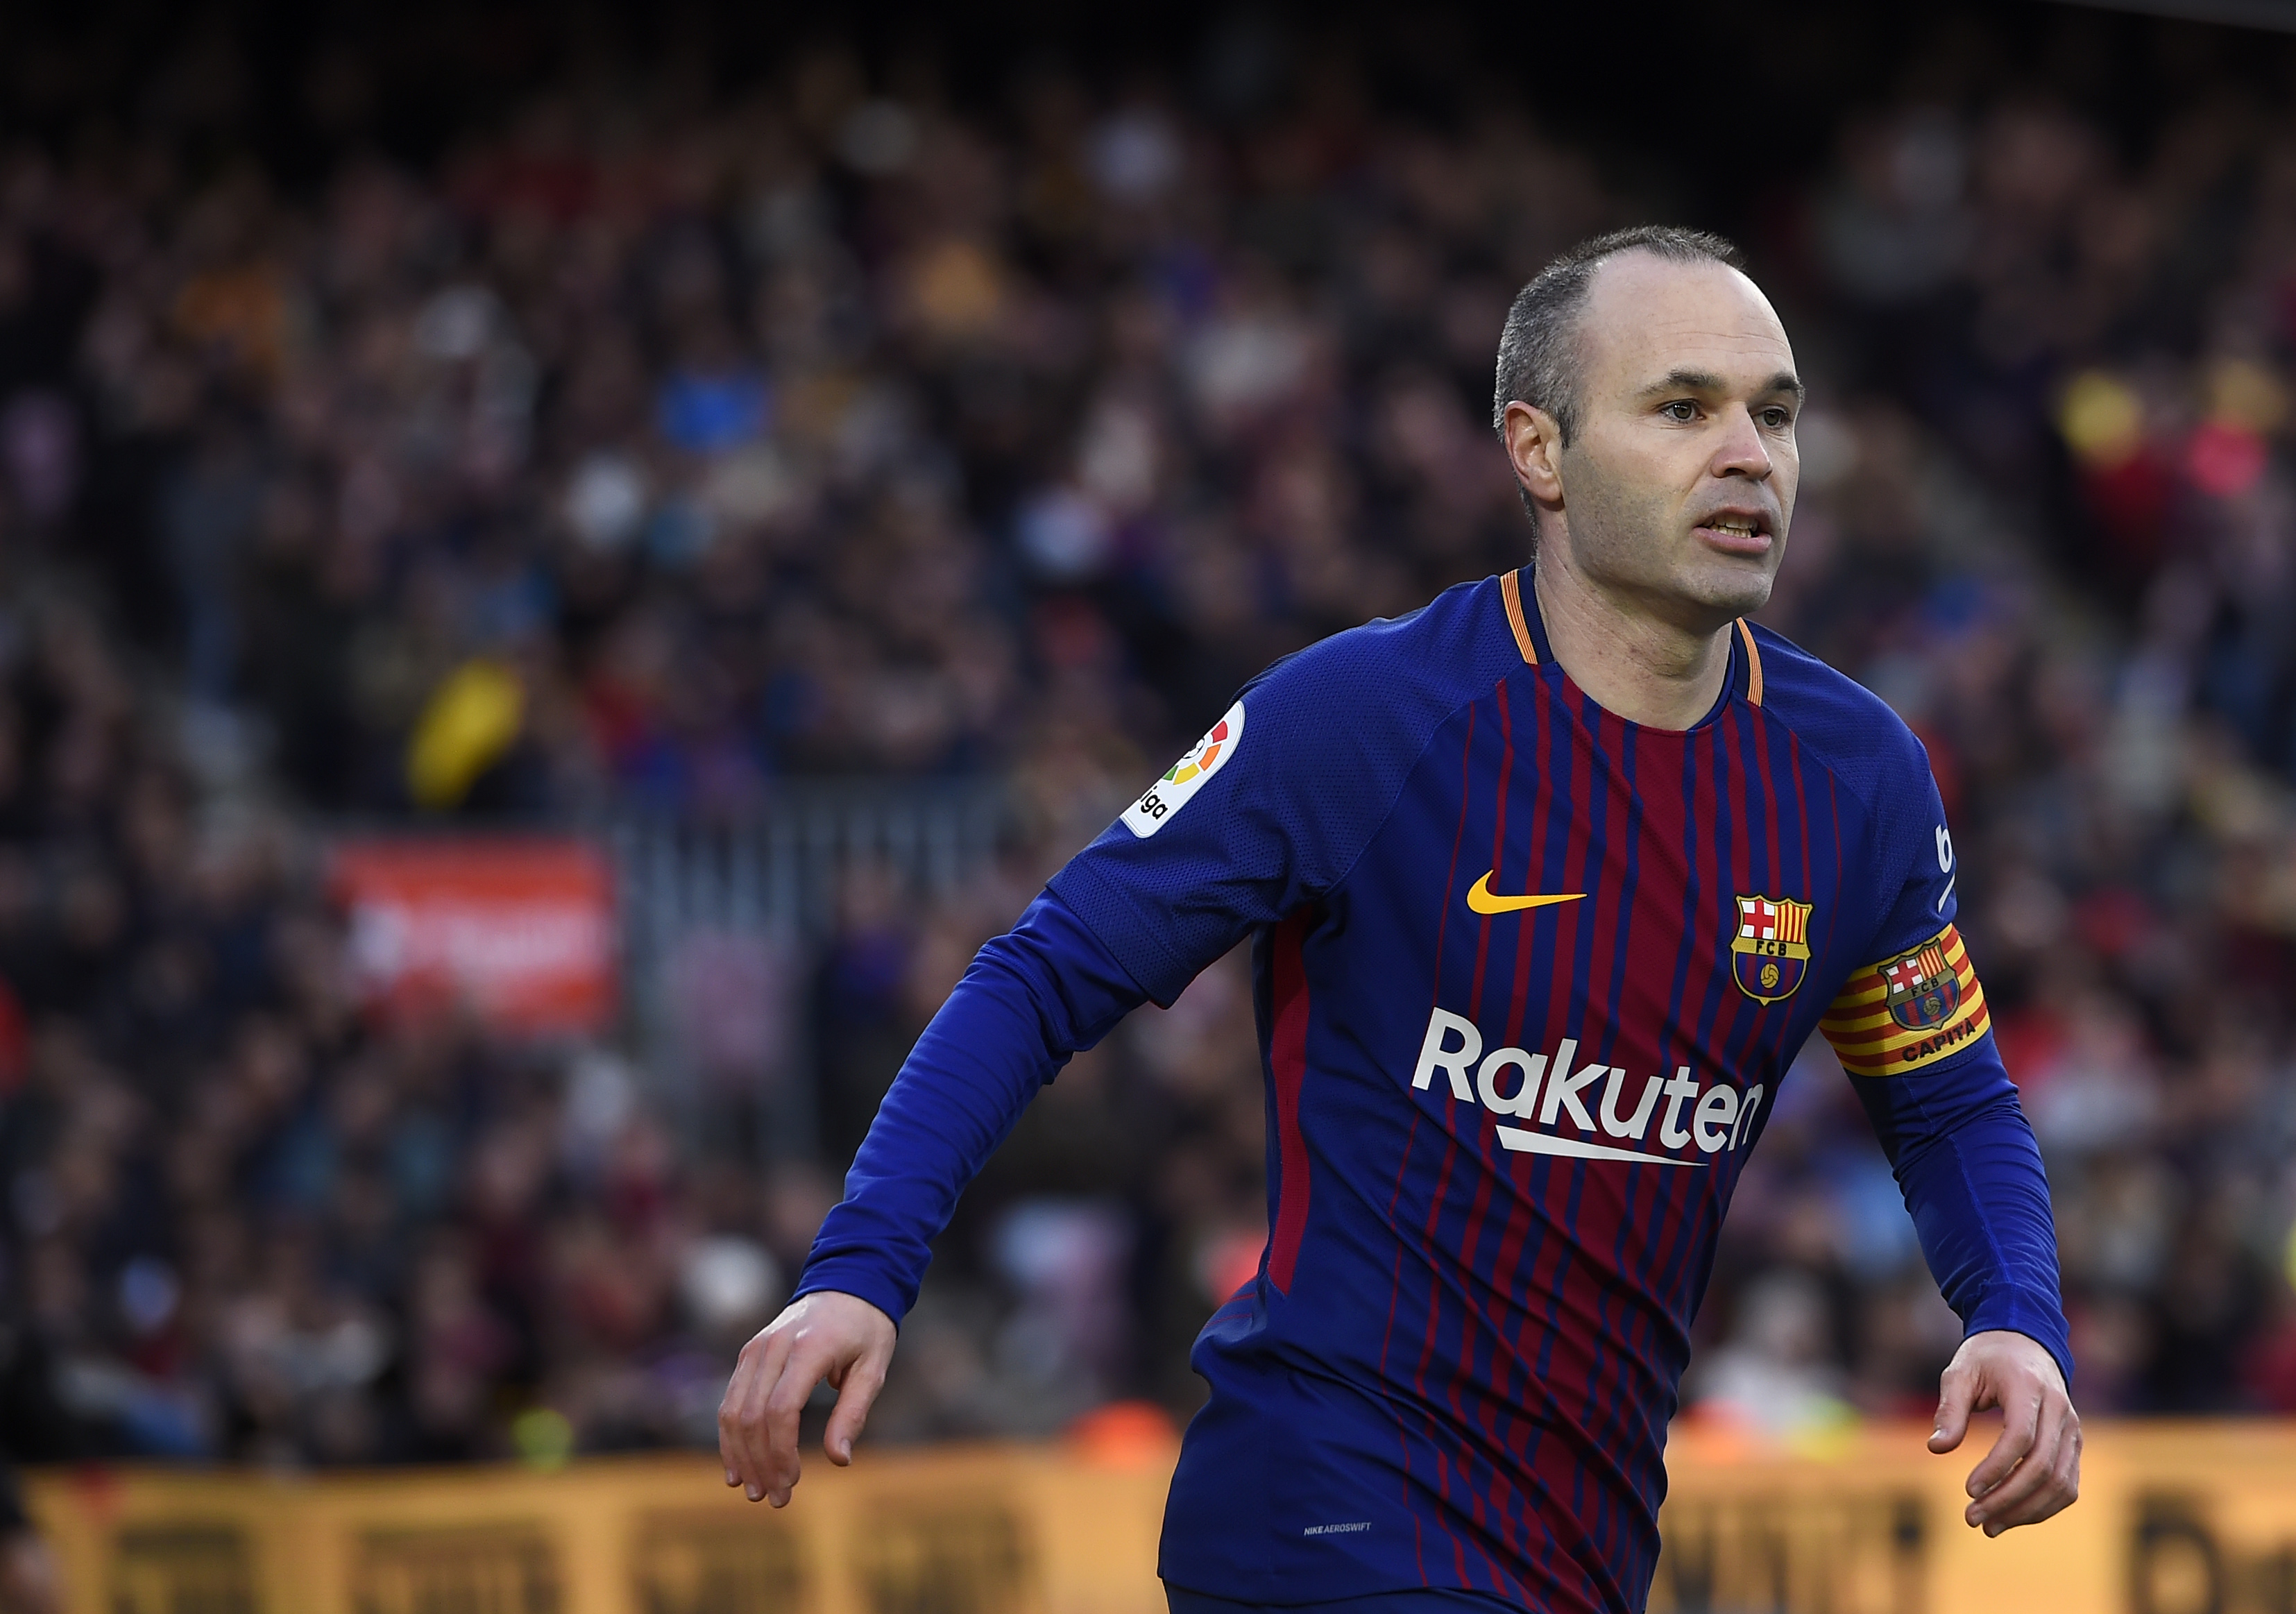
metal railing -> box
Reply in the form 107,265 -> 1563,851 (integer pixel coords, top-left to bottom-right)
609,776 -> 1012,954
606,779 -> 1013,1158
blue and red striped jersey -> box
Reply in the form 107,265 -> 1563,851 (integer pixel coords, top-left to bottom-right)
796,569 -> 2068,1613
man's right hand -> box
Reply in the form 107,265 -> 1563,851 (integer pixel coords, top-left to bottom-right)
718,1290 -> 897,1507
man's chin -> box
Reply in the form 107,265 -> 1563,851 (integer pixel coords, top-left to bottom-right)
1676,565 -> 1776,624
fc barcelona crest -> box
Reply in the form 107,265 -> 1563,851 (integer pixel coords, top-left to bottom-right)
1880,940 -> 1960,1031
1731,894 -> 1814,1003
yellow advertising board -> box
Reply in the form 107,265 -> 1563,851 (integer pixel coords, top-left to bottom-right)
28,1444 -> 1173,1614
22,1421 -> 2296,1613
1651,1422 -> 2296,1614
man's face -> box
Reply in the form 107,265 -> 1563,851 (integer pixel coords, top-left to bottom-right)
1512,253 -> 1802,630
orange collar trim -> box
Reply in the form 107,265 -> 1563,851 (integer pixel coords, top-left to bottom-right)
1500,570 -> 1538,665
1735,619 -> 1764,706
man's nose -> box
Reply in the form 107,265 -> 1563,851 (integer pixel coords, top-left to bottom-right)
1712,406 -> 1774,480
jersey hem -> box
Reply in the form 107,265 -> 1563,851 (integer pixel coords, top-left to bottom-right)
1157,1563 -> 1545,1613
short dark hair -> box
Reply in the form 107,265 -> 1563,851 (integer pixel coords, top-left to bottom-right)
1490,226 -> 1746,445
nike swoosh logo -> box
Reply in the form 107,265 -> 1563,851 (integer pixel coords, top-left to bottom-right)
1465,873 -> 1586,915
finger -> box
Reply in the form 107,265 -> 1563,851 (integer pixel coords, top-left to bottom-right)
1981,1416 -> 2080,1535
1964,1384 -> 2042,1500
824,1341 -> 892,1465
717,1361 -> 747,1486
763,1341 -> 831,1506
2000,1412 -> 2084,1534
1928,1361 -> 1980,1454
717,1347 -> 758,1488
725,1329 -> 794,1501
2049,1418 -> 2086,1515
1969,1398 -> 2068,1530
717,1333 -> 778,1487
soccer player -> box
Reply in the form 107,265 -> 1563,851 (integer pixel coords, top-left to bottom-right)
718,226 -> 2078,1613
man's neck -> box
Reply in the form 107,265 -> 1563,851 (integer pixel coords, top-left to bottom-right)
1529,554 -> 1735,731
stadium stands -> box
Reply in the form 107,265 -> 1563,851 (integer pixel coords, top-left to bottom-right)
0,9 -> 2286,1467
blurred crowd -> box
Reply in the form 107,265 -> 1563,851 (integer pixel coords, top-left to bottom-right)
0,13 -> 2288,1467
0,581 -> 815,1465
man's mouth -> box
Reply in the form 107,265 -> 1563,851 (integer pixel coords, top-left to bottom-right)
1693,513 -> 1774,554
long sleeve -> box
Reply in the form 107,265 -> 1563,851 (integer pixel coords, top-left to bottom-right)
1848,1037 -> 2073,1385
1817,742 -> 2073,1384
792,887 -> 1150,1324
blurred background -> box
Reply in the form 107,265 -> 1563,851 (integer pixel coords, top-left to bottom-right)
0,0 -> 2282,1479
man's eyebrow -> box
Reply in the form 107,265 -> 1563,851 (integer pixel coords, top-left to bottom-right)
1638,368 -> 1807,400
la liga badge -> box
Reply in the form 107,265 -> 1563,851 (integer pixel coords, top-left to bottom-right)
1731,894 -> 1813,1003
1122,700 -> 1245,838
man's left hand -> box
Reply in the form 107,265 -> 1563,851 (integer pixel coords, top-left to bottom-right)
1927,1329 -> 2080,1536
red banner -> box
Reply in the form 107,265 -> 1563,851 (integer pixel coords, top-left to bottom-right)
330,838 -> 616,1035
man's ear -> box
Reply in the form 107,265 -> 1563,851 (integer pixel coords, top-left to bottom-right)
1502,400 -> 1566,520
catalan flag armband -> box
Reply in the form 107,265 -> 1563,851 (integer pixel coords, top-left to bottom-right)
1819,924 -> 1991,1076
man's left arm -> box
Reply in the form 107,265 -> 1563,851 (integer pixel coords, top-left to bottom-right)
1843,1032 -> 2080,1534
1820,759 -> 2077,1536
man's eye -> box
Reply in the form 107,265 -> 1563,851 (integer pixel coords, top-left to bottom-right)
1661,401 -> 1698,423
1760,408 -> 1793,429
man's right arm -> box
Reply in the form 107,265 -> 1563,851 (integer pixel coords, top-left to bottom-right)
719,602 -> 1499,1504
718,886 -> 1149,1504
795,888 -> 1152,1322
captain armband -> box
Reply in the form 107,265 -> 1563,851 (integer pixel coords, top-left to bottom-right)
1819,923 -> 1991,1077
